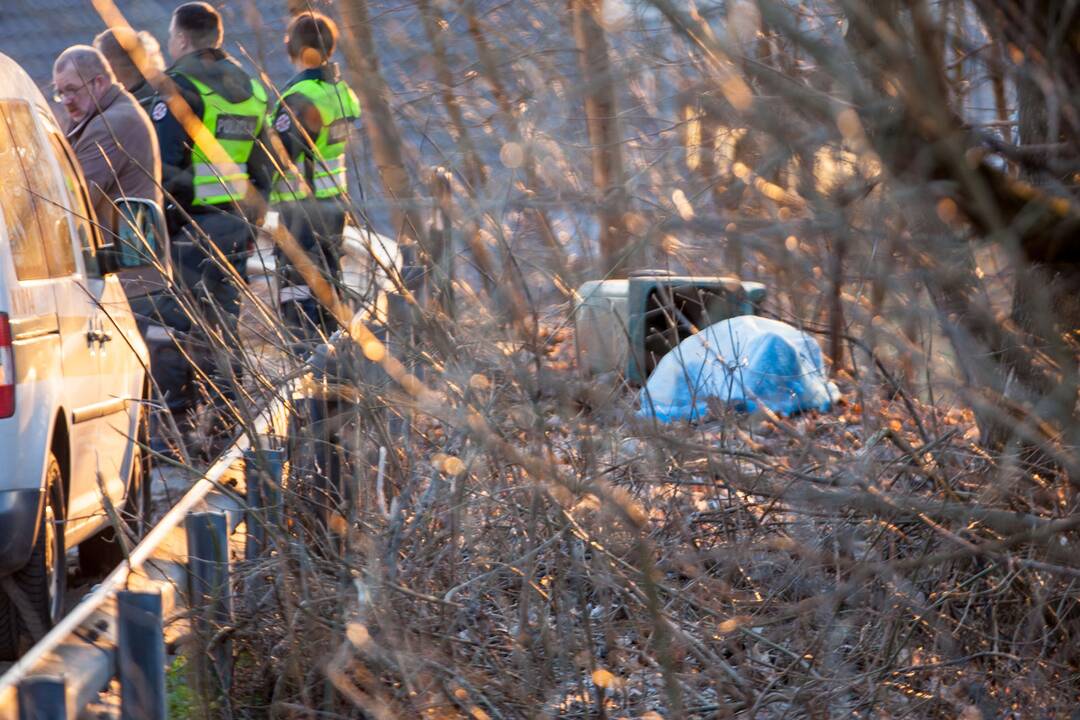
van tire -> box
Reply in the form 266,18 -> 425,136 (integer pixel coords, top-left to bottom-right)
78,403 -> 151,576
0,454 -> 66,661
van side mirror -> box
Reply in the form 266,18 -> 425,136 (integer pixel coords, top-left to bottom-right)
103,198 -> 169,274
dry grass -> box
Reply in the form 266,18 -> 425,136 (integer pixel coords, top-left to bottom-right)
106,0 -> 1080,716
202,291 -> 1080,719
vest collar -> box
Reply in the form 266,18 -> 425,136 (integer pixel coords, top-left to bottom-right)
171,49 -> 257,104
287,63 -> 340,88
171,47 -> 228,74
129,78 -> 153,101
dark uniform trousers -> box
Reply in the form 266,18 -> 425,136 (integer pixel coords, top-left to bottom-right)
127,292 -> 193,414
276,199 -> 347,341
165,208 -> 253,409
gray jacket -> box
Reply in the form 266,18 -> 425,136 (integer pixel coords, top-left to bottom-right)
66,83 -> 162,231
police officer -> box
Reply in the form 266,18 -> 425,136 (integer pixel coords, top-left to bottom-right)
93,27 -> 166,112
150,2 -> 273,424
270,11 -> 361,341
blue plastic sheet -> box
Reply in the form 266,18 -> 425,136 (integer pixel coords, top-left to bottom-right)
638,316 -> 840,422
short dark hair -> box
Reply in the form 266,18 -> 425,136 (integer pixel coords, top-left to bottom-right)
93,27 -> 138,76
173,2 -> 223,50
285,12 -> 338,62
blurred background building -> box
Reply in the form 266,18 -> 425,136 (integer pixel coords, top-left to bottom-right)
0,1 -> 303,92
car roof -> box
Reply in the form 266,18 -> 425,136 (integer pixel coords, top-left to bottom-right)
0,52 -> 51,115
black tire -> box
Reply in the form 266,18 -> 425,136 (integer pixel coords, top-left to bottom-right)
78,402 -> 152,577
0,454 -> 66,661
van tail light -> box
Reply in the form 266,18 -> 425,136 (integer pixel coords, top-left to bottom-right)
0,313 -> 14,418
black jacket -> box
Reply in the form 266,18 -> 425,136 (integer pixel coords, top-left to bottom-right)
128,78 -> 157,112
151,48 -> 275,216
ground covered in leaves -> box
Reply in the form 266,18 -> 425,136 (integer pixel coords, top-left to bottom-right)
217,311 -> 1079,720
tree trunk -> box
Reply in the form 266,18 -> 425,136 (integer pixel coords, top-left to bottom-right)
458,0 -> 575,287
1006,67 -> 1080,448
570,0 -> 636,276
828,234 -> 847,376
417,0 -> 486,190
338,0 -> 425,256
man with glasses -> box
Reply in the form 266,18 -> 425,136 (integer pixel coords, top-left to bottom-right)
52,45 -> 183,457
52,45 -> 161,229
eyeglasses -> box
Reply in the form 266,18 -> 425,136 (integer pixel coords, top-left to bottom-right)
51,75 -> 103,103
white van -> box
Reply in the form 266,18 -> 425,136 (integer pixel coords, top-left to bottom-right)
0,53 -> 163,659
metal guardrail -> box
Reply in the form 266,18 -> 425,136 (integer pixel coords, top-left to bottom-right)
0,179 -> 428,717
0,372 -> 304,719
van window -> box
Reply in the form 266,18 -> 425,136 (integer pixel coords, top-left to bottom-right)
0,102 -> 76,278
0,101 -> 48,280
48,133 -> 100,278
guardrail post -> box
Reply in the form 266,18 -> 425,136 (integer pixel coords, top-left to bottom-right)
185,511 -> 232,708
243,445 -> 285,561
117,590 -> 166,720
16,676 -> 67,720
243,444 -> 284,609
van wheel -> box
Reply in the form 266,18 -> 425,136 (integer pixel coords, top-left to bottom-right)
128,400 -> 153,540
78,403 -> 151,576
0,454 -> 66,660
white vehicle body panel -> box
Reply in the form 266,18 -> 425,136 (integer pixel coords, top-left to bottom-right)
0,52 -> 148,554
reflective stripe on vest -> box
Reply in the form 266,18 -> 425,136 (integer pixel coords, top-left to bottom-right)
271,171 -> 305,199
193,162 -> 250,201
274,156 -> 347,200
313,155 -> 347,197
179,72 -> 268,207
270,77 -> 360,204
278,284 -> 312,302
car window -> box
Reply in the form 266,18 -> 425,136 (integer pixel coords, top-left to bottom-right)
48,133 -> 101,278
0,101 -> 76,278
0,101 -> 49,281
